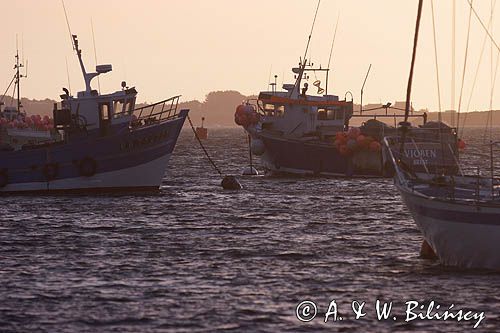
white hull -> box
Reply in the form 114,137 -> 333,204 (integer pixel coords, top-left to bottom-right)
1,153 -> 171,193
398,184 -> 500,269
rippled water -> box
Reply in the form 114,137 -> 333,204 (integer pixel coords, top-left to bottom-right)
1,127 -> 500,332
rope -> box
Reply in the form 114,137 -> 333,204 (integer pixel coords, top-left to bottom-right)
431,0 -> 446,168
430,0 -> 442,117
187,114 -> 223,176
456,0 -> 474,134
461,0 -> 497,136
0,74 -> 16,106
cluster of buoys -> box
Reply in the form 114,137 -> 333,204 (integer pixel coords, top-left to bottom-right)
234,104 -> 260,127
333,127 -> 382,156
0,115 -> 54,131
458,138 -> 466,150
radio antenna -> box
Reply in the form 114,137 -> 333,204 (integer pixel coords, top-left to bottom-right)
61,0 -> 75,50
303,0 -> 321,63
326,13 -> 340,95
291,0 -> 321,98
91,18 -> 101,93
65,56 -> 72,95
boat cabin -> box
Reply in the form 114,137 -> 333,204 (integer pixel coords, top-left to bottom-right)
257,88 -> 353,138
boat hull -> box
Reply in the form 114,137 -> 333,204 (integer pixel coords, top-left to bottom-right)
397,183 -> 500,269
0,110 -> 188,193
257,132 -> 386,177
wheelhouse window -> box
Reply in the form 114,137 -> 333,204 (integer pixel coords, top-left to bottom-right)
100,103 -> 110,120
113,99 -> 125,115
318,107 -> 341,120
264,104 -> 285,117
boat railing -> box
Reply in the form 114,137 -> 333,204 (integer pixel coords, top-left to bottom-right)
126,95 -> 181,129
385,136 -> 500,201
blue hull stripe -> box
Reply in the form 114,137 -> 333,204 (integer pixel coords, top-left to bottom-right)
406,200 -> 500,226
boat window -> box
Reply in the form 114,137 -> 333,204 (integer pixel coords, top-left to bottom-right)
264,104 -> 275,111
317,108 -> 327,120
113,99 -> 125,115
264,104 -> 285,117
100,103 -> 110,120
318,107 -> 341,120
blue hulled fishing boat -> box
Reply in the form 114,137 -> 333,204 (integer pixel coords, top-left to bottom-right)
0,35 -> 188,193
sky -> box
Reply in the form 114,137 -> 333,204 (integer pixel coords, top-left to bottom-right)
0,0 -> 499,112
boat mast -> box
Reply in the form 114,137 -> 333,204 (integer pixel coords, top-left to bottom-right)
290,0 -> 321,97
404,0 -> 424,123
15,49 -> 21,112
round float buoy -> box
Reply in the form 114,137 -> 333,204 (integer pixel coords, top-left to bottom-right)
346,138 -> 357,151
79,157 -> 97,177
221,175 -> 242,190
242,166 -> 259,176
369,141 -> 382,152
42,163 -> 59,181
0,169 -> 8,188
339,145 -> 350,156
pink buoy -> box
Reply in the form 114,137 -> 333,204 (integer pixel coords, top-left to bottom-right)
347,127 -> 361,139
369,141 -> 382,152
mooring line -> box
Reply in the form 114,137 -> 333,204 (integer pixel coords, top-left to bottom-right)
187,115 -> 223,176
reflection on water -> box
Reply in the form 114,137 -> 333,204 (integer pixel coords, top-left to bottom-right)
1,127 -> 500,332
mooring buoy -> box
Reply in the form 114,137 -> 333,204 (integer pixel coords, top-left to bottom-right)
221,175 -> 242,190
242,166 -> 259,176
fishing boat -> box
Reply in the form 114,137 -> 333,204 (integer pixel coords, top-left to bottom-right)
1,49 -> 60,150
234,2 -> 459,178
385,0 -> 500,269
0,34 -> 188,193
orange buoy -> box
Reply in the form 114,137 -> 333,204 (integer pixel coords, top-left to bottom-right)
458,138 -> 466,150
420,239 -> 437,259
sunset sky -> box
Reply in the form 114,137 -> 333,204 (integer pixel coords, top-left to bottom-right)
1,0 -> 498,112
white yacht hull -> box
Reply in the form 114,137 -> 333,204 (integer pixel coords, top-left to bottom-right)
397,183 -> 500,269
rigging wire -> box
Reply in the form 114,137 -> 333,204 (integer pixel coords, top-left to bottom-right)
460,0 -> 497,135
431,0 -> 446,167
327,13 -> 340,70
0,75 -> 16,106
486,40 -> 500,142
302,0 -> 321,63
430,0 -> 442,117
484,0 -> 496,142
451,0 -> 456,119
91,18 -> 101,93
467,0 -> 500,53
456,0 -> 474,135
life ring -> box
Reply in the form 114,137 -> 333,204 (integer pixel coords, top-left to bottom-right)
42,163 -> 58,181
0,169 -> 8,188
79,157 -> 97,177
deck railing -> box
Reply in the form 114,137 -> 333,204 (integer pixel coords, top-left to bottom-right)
124,95 -> 181,128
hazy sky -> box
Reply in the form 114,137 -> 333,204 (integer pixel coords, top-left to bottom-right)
1,0 -> 499,111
